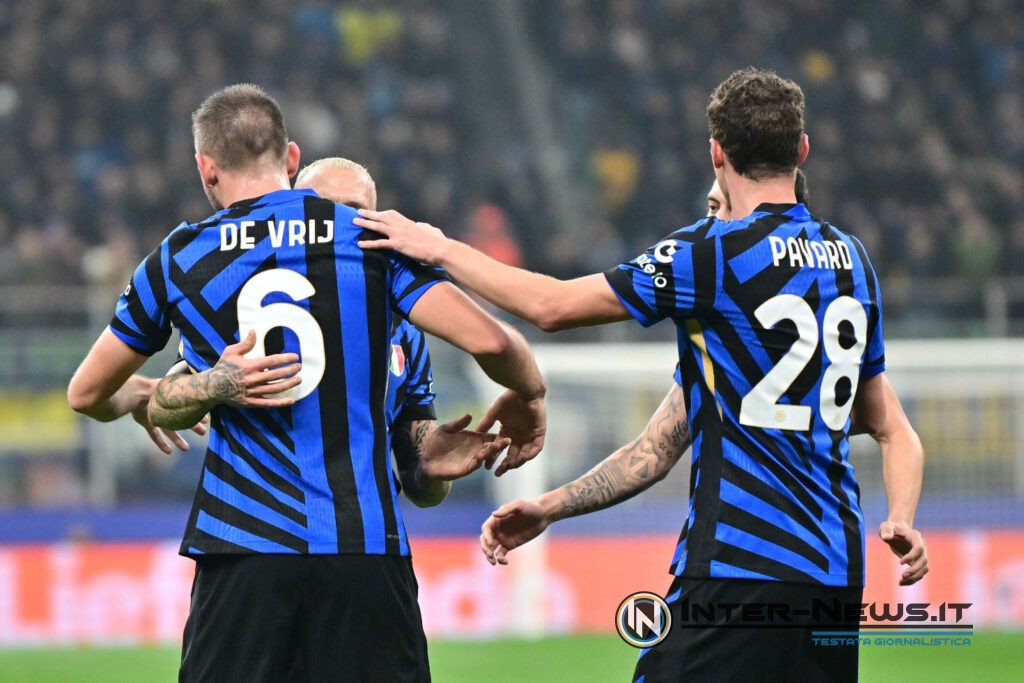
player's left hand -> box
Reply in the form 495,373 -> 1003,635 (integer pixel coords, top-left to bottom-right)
420,414 -> 512,480
476,390 -> 547,476
354,209 -> 449,266
879,520 -> 928,585
131,402 -> 209,455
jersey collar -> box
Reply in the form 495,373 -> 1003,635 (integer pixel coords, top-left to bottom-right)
754,202 -> 808,216
226,188 -> 320,210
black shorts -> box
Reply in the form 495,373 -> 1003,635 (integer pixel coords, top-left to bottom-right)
179,554 -> 429,683
633,576 -> 863,683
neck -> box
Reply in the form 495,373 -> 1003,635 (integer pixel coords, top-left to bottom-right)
723,169 -> 798,221
216,169 -> 291,208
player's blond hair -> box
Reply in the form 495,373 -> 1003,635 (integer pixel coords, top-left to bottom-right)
295,157 -> 377,208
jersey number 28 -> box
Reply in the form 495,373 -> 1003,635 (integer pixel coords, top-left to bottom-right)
739,294 -> 866,432
236,268 -> 326,401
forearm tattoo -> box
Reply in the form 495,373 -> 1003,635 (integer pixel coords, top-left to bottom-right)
560,385 -> 691,518
394,420 -> 449,507
392,420 -> 433,470
150,360 -> 244,429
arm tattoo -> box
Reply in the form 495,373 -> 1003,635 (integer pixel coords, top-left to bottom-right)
557,384 -> 691,519
394,420 -> 450,508
149,361 -> 244,430
392,420 -> 433,470
563,458 -> 629,515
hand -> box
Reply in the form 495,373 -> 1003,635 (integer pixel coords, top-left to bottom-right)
476,390 -> 547,476
131,400 -> 209,455
879,520 -> 928,585
354,209 -> 449,265
212,330 -> 302,408
480,499 -> 550,565
419,414 -> 512,481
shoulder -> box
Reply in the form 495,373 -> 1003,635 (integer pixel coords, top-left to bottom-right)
133,221 -> 193,260
821,220 -> 876,268
625,217 -> 718,266
300,195 -> 358,221
663,216 -> 719,243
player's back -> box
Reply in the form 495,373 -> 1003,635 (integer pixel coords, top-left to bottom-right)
608,202 -> 884,586
690,203 -> 883,585
112,188 -> 444,557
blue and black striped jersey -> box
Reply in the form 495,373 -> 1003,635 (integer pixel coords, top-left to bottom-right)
386,318 -> 436,427
607,203 -> 884,587
385,318 -> 436,501
110,188 -> 446,557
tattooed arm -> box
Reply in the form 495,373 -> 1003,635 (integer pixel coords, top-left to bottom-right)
393,415 -> 513,508
148,330 -> 302,430
393,420 -> 451,508
480,383 -> 691,564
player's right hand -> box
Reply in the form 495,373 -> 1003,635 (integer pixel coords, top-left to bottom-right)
213,330 -> 302,408
480,499 -> 550,565
879,520 -> 928,585
476,390 -> 547,476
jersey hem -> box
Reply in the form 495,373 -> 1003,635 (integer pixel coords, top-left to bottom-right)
677,566 -> 864,588
179,541 -> 412,558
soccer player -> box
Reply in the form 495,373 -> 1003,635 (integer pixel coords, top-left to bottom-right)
354,68 -> 927,682
479,168 -> 918,555
67,83 -> 548,682
151,158 -> 487,507
290,158 -> 465,505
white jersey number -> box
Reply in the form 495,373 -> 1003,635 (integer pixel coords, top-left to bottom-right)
739,294 -> 867,431
236,268 -> 326,401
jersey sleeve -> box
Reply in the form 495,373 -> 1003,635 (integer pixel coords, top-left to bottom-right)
109,244 -> 172,356
673,363 -> 683,387
861,258 -> 886,378
388,253 -> 449,317
603,221 -> 716,327
395,323 -> 437,423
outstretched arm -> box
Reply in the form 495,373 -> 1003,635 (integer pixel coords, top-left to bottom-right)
405,282 -> 547,469
148,331 -> 302,430
356,210 -> 630,332
853,372 -> 928,585
480,382 -> 690,565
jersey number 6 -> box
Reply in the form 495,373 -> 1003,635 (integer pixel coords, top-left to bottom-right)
739,294 -> 867,432
237,268 -> 326,401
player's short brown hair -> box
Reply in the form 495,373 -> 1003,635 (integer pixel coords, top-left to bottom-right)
191,84 -> 288,172
708,68 -> 805,180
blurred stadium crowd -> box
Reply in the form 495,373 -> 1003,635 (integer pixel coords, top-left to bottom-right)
530,0 -> 1024,285
0,0 -> 1021,307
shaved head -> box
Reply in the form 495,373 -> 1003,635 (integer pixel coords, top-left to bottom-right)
295,157 -> 377,210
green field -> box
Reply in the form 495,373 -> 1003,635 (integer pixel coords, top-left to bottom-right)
0,632 -> 1020,682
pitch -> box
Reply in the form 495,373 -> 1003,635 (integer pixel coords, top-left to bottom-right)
0,633 -> 1020,682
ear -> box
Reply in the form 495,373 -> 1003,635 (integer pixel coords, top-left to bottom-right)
710,138 -> 726,169
286,141 -> 301,178
196,153 -> 218,188
796,133 -> 810,166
